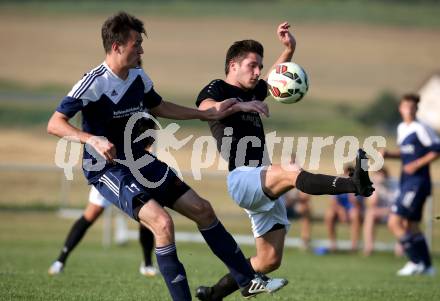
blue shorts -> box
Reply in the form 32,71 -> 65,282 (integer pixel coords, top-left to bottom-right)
92,155 -> 190,220
335,194 -> 363,211
391,181 -> 430,222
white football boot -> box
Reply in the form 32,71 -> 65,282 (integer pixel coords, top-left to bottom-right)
139,262 -> 159,277
241,274 -> 288,298
396,261 -> 424,276
48,261 -> 64,276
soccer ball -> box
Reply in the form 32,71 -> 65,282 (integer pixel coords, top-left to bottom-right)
267,62 -> 309,104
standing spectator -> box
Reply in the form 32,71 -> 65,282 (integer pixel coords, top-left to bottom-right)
325,165 -> 363,251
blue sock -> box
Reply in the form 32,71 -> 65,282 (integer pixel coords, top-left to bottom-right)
412,233 -> 432,268
199,219 -> 254,287
155,244 -> 191,301
399,233 -> 421,264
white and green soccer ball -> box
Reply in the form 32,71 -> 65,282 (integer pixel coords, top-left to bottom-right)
267,62 -> 309,104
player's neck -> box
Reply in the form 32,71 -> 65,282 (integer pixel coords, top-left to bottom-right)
403,117 -> 415,124
105,57 -> 130,80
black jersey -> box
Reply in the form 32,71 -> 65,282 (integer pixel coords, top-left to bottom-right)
196,79 -> 270,171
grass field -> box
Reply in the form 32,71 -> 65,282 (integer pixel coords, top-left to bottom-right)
1,211 -> 439,301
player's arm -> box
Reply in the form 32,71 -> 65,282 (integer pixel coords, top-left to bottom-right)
150,99 -> 239,121
381,148 -> 400,159
403,151 -> 439,175
47,111 -> 116,162
263,22 -> 296,81
404,125 -> 440,174
198,98 -> 269,118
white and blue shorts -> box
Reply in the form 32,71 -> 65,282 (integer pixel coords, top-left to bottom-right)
227,166 -> 290,238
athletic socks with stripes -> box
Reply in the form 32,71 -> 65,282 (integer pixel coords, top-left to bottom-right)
155,243 -> 191,301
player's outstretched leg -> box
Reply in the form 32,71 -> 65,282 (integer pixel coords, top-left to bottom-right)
295,149 -> 374,197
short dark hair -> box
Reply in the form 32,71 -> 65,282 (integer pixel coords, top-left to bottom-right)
401,93 -> 420,104
101,12 -> 146,53
225,39 -> 264,75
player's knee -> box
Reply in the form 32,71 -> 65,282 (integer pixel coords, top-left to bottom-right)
83,204 -> 104,222
150,214 -> 174,239
193,198 -> 216,223
387,215 -> 400,233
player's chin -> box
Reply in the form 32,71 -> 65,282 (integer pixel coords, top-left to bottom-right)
246,81 -> 258,89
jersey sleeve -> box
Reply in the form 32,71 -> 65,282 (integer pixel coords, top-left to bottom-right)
55,96 -> 84,118
196,80 -> 223,107
143,87 -> 162,109
416,123 -> 440,152
56,67 -> 105,118
138,69 -> 162,109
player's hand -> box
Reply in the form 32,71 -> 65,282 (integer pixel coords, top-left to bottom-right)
277,22 -> 296,51
199,98 -> 238,120
235,101 -> 270,117
87,136 -> 117,163
403,161 -> 420,175
215,98 -> 238,113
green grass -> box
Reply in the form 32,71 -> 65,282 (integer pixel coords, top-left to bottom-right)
1,211 -> 439,300
2,0 -> 440,28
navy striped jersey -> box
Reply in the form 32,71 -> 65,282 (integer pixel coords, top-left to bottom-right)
397,120 -> 440,187
56,62 -> 162,183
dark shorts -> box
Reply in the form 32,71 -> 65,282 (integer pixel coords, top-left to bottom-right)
391,181 -> 430,222
93,155 -> 190,221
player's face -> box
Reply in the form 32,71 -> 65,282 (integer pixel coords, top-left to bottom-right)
119,30 -> 144,69
399,100 -> 417,122
234,52 -> 263,90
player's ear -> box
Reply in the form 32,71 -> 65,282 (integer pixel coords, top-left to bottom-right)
112,42 -> 121,54
229,59 -> 237,72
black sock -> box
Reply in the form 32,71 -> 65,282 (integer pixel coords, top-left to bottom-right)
212,258 -> 255,299
199,220 -> 254,288
57,216 -> 92,263
139,225 -> 154,266
295,170 -> 357,195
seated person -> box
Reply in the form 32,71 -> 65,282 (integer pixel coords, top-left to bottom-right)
284,188 -> 312,250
